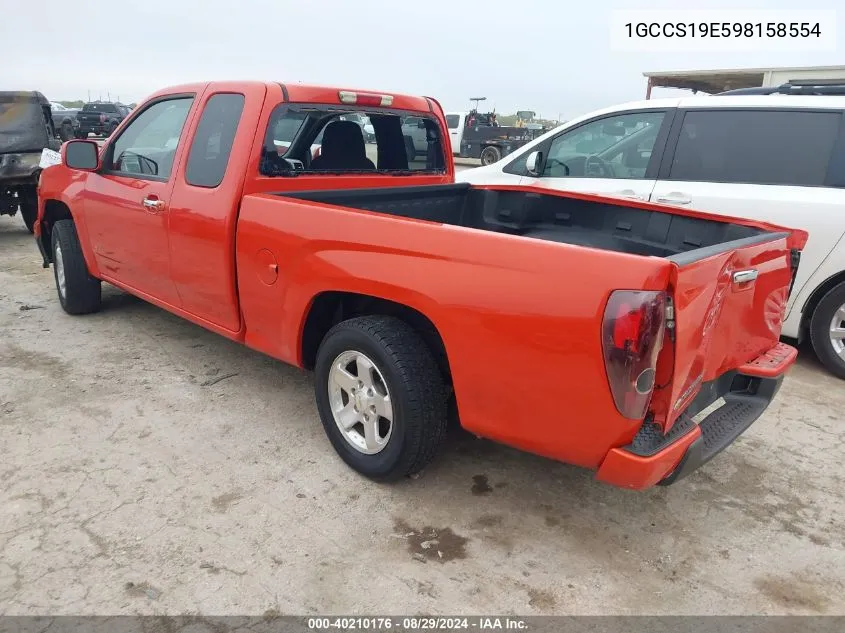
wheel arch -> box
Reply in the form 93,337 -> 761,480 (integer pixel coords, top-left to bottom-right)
41,199 -> 74,263
300,291 -> 453,386
800,270 -> 845,335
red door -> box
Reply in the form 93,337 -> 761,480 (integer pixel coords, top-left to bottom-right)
84,175 -> 178,304
82,96 -> 196,306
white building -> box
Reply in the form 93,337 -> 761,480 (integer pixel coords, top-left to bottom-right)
642,65 -> 845,98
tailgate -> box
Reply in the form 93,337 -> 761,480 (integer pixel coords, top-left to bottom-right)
662,231 -> 803,429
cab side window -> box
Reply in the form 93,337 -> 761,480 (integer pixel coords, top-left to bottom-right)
543,112 -> 665,179
108,97 -> 194,179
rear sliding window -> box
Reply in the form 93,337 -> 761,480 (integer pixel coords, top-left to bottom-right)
260,105 -> 446,176
83,103 -> 119,112
669,110 -> 841,187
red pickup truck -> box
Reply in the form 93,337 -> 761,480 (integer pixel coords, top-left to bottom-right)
35,81 -> 807,490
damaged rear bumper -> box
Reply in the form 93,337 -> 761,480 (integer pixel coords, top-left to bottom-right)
596,342 -> 797,490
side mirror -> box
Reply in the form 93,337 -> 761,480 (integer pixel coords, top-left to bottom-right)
63,140 -> 99,171
525,150 -> 542,176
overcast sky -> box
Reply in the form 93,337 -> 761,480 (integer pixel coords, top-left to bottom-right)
3,0 -> 842,119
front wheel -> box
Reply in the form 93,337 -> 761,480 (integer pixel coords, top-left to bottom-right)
810,281 -> 845,379
51,220 -> 101,315
480,145 -> 502,165
314,316 -> 448,480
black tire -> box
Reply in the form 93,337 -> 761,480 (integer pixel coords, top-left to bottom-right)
51,219 -> 101,315
60,122 -> 74,142
809,281 -> 845,380
480,145 -> 502,166
314,315 -> 448,481
18,188 -> 37,233
105,121 -> 117,137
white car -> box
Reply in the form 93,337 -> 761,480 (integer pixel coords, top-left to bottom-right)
457,90 -> 845,379
445,112 -> 468,155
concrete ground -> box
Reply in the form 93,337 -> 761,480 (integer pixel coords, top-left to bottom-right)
1,214 -> 843,616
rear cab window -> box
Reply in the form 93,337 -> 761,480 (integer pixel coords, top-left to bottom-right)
83,103 -> 119,113
667,109 -> 842,186
259,104 -> 447,176
446,114 -> 460,129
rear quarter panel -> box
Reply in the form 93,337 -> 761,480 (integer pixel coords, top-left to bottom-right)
236,193 -> 673,469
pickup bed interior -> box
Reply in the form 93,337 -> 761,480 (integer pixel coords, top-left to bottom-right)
279,183 -> 779,261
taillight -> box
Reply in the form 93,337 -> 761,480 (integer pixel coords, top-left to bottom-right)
99,113 -> 106,123
338,91 -> 394,107
601,290 -> 667,420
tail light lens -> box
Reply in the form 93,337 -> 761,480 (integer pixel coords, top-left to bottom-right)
601,290 -> 667,419
99,113 -> 106,123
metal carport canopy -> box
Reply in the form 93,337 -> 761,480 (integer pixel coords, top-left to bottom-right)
642,65 -> 845,98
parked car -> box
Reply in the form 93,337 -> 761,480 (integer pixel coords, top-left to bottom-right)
458,89 -> 845,379
459,120 -> 545,165
401,115 -> 429,158
36,80 -> 806,490
445,112 -> 468,155
76,101 -> 130,138
49,102 -> 81,141
1,91 -> 61,232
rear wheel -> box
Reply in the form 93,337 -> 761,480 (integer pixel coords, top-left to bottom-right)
810,281 -> 845,379
51,219 -> 101,315
480,145 -> 502,165
60,121 -> 74,142
18,188 -> 37,233
314,316 -> 448,481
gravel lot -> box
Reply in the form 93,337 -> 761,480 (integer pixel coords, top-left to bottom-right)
1,213 -> 843,616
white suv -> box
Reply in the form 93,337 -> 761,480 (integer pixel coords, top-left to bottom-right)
457,90 -> 845,379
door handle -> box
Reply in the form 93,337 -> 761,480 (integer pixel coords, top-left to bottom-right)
733,269 -> 758,285
142,196 -> 165,213
655,194 -> 692,205
614,189 -> 646,201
